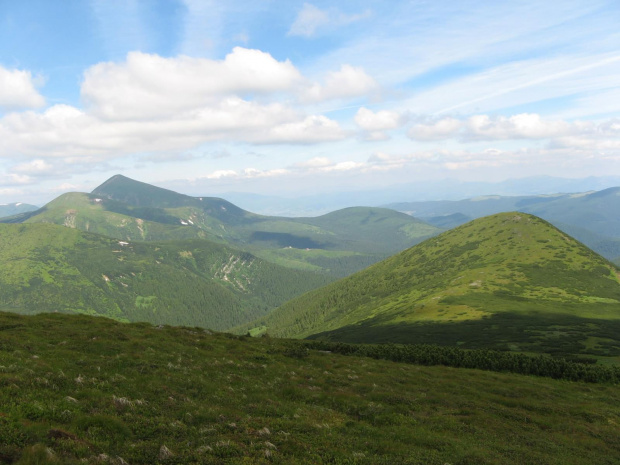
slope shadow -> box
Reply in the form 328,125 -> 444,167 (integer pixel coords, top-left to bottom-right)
250,231 -> 332,249
307,311 -> 620,357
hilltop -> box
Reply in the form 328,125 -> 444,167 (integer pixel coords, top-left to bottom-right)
4,175 -> 440,277
386,187 -> 620,260
248,213 -> 620,359
0,223 -> 328,330
1,311 -> 619,464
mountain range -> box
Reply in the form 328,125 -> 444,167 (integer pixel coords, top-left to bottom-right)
3,175 -> 439,277
3,175 -> 620,362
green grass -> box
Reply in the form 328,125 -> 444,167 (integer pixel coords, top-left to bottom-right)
1,311 -> 620,464
245,213 -> 620,359
0,223 -> 329,330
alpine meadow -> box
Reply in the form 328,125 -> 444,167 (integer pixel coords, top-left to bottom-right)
2,1 -> 620,464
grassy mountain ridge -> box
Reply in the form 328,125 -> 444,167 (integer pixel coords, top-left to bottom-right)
6,175 -> 441,277
386,187 -> 620,260
247,213 -> 620,358
0,223 -> 328,330
20,192 -> 218,242
1,311 -> 620,464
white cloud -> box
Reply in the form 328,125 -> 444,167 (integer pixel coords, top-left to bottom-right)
408,117 -> 462,140
294,157 -> 332,168
52,183 -> 80,192
0,98 -> 344,162
13,159 -> 54,174
304,65 -> 377,102
465,114 -> 570,140
0,67 -> 45,110
354,107 -> 403,141
0,173 -> 33,186
288,3 -> 371,38
81,48 -> 303,120
355,107 -> 402,131
407,114 -> 620,155
257,115 -> 345,144
288,3 -> 329,37
0,187 -> 23,197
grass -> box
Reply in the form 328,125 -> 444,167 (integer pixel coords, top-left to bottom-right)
1,311 -> 620,464
250,213 -> 620,360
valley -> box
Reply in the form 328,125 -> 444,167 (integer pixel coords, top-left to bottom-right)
0,223 -> 329,330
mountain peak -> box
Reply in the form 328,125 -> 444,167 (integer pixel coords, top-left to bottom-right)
253,212 -> 620,357
92,175 -> 195,208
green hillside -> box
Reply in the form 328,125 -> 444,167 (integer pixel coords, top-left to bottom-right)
20,192 -> 218,242
248,213 -> 620,359
8,175 -> 440,277
0,223 -> 328,330
2,311 -> 620,464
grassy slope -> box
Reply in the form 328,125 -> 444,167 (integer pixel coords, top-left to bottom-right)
1,312 -> 620,464
249,213 -> 620,358
16,175 -> 441,277
0,223 -> 328,330
22,193 -> 215,242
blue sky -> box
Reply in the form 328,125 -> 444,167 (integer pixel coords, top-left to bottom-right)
0,0 -> 619,205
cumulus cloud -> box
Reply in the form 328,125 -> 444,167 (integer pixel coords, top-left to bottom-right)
13,159 -> 54,174
288,3 -> 371,38
408,117 -> 462,140
355,107 -> 402,131
0,173 -> 33,186
0,47 -> 380,175
257,115 -> 346,144
81,48 -> 303,120
355,107 -> 403,140
304,65 -> 377,102
0,67 -> 45,110
465,114 -> 570,140
0,99 -> 345,161
407,114 -> 620,155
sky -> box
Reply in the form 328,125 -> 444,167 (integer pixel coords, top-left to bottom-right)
0,0 -> 619,206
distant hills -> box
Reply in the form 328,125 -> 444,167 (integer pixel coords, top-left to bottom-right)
0,223 -> 328,330
174,174 -> 620,216
247,213 -> 620,358
4,175 -> 440,277
0,202 -> 38,219
386,187 -> 620,260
